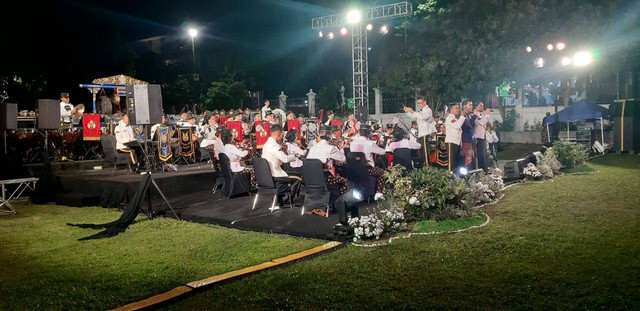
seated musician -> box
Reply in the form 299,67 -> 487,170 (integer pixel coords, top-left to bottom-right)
221,130 -> 256,188
262,125 -> 301,207
114,115 -> 138,168
284,129 -> 306,176
151,115 -> 166,140
324,111 -> 335,126
349,124 -> 386,200
307,125 -> 348,215
342,113 -> 360,138
389,127 -> 421,152
232,112 -> 250,136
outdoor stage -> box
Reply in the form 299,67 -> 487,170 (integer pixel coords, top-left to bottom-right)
54,163 -> 370,241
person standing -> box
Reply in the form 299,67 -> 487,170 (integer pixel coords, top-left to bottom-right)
261,100 -> 272,119
473,102 -> 491,172
459,100 -> 477,170
444,103 -> 465,172
59,93 -> 75,125
403,97 -> 435,166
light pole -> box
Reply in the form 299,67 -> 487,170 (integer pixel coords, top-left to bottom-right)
188,28 -> 198,76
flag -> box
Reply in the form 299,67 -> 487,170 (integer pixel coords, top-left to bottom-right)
286,120 -> 301,140
178,127 -> 195,157
330,120 -> 342,129
157,126 -> 172,162
82,113 -> 101,141
131,125 -> 145,141
254,121 -> 270,148
226,121 -> 244,142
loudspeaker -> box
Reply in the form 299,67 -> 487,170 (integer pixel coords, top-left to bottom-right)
610,100 -> 640,153
0,103 -> 18,129
503,158 -> 526,179
37,99 -> 61,129
124,84 -> 163,125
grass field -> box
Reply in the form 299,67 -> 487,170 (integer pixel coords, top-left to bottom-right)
1,155 -> 639,310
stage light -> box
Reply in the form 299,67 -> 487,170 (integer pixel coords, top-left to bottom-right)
561,57 -> 572,66
318,31 -> 323,38
547,44 -> 554,51
188,28 -> 198,38
340,27 -> 348,36
366,23 -> 373,31
380,25 -> 388,35
556,42 -> 565,50
526,46 -> 532,53
328,32 -> 334,39
459,167 -> 468,176
534,57 -> 544,68
332,189 -> 364,224
573,51 -> 592,66
346,10 -> 362,24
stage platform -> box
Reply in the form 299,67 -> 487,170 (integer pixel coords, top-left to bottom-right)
151,191 -> 372,241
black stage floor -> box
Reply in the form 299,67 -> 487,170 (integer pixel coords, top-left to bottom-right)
152,190 -> 372,241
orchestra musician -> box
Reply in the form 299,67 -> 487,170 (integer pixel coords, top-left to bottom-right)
403,97 -> 435,167
306,125 -> 348,216
460,100 -> 477,171
342,113 -> 360,138
262,124 -> 301,208
388,127 -> 421,152
473,102 -> 491,172
324,111 -> 335,126
59,93 -> 75,125
221,130 -> 256,188
349,124 -> 386,200
261,100 -> 272,119
284,129 -> 306,176
444,103 -> 466,172
114,114 -> 138,168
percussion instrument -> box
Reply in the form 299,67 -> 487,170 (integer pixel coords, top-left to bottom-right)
72,104 -> 85,120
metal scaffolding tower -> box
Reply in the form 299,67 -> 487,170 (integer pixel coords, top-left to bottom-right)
312,2 -> 412,120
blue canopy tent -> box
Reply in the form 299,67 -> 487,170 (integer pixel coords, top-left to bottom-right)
543,99 -> 610,152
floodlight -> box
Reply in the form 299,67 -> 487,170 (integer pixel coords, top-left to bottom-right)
459,167 -> 468,176
526,46 -> 532,53
561,57 -> 572,66
340,27 -> 348,36
328,32 -> 334,39
188,28 -> 198,38
556,42 -> 565,50
346,10 -> 361,24
547,44 -> 554,51
573,51 -> 592,66
366,23 -> 373,31
333,189 -> 364,224
318,31 -> 323,38
534,58 -> 544,68
380,25 -> 388,35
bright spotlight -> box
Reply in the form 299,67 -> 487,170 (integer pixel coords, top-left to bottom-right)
352,189 -> 363,201
459,167 -> 468,176
340,27 -> 348,36
188,28 -> 198,38
318,31 -> 323,38
327,32 -> 334,39
346,10 -> 361,24
573,51 -> 592,66
380,25 -> 388,35
526,46 -> 532,53
366,24 -> 373,31
547,44 -> 554,51
556,42 -> 565,50
534,58 -> 544,68
561,57 -> 572,66
332,189 -> 364,224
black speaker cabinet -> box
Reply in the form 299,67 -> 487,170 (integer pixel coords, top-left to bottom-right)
124,84 -> 163,125
0,103 -> 18,129
37,99 -> 61,129
610,100 -> 640,153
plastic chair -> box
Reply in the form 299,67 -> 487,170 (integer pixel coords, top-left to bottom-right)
218,153 -> 251,199
301,159 -> 331,217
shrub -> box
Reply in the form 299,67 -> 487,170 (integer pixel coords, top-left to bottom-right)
552,141 -> 589,169
540,148 -> 562,174
523,163 -> 543,180
349,198 -> 407,242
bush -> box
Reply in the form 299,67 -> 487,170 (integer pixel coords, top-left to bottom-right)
349,198 -> 407,242
523,163 -> 543,180
540,148 -> 562,174
501,109 -> 519,131
552,141 -> 589,169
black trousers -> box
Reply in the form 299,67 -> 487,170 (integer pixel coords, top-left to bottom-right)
274,176 -> 301,204
476,138 -> 487,172
447,143 -> 460,172
418,135 -> 430,166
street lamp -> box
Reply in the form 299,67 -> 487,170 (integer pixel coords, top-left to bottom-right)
187,28 -> 198,76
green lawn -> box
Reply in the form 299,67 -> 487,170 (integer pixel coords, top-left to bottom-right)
2,155 -> 639,310
0,205 -> 323,310
167,155 -> 640,310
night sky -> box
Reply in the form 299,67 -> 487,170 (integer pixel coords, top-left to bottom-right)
5,0 -> 399,106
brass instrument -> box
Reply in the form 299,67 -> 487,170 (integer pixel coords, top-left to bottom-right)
72,104 -> 85,120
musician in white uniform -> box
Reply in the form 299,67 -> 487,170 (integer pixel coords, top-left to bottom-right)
403,97 -> 435,166
221,130 -> 256,188
444,103 -> 466,172
114,115 -> 137,166
473,102 -> 491,172
262,125 -> 301,207
59,93 -> 75,125
349,124 -> 386,200
324,111 -> 335,126
261,100 -> 272,119
284,129 -> 306,175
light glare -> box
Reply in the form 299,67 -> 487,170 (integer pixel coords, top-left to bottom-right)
556,42 -> 565,50
380,25 -> 388,35
346,10 -> 361,24
561,57 -> 572,66
188,28 -> 198,38
573,51 -> 592,67
327,32 -> 334,39
318,31 -> 323,38
366,24 -> 373,31
547,44 -> 554,51
526,46 -> 532,53
340,27 -> 348,36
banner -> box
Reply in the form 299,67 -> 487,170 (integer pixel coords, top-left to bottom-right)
220,117 -> 228,125
330,120 -> 342,129
178,127 -> 195,157
82,113 -> 101,141
226,121 -> 244,142
254,121 -> 270,147
131,125 -> 145,141
157,126 -> 172,162
435,134 -> 448,167
286,120 -> 301,140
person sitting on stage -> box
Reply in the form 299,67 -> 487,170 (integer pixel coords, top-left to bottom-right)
232,112 -> 250,136
444,103 -> 466,172
151,115 -> 167,140
265,111 -> 276,125
59,92 -> 75,125
409,121 -> 418,143
262,124 -> 301,207
349,124 -> 386,200
389,127 -> 421,152
306,125 -> 348,216
221,131 -> 256,188
297,113 -> 305,124
114,114 -> 138,168
324,111 -> 335,126
284,129 -> 305,176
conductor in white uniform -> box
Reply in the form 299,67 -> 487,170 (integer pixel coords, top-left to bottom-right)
403,97 -> 435,166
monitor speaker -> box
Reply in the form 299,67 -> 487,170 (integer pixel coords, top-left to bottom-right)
0,103 -> 18,129
124,84 -> 163,125
37,99 -> 61,129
